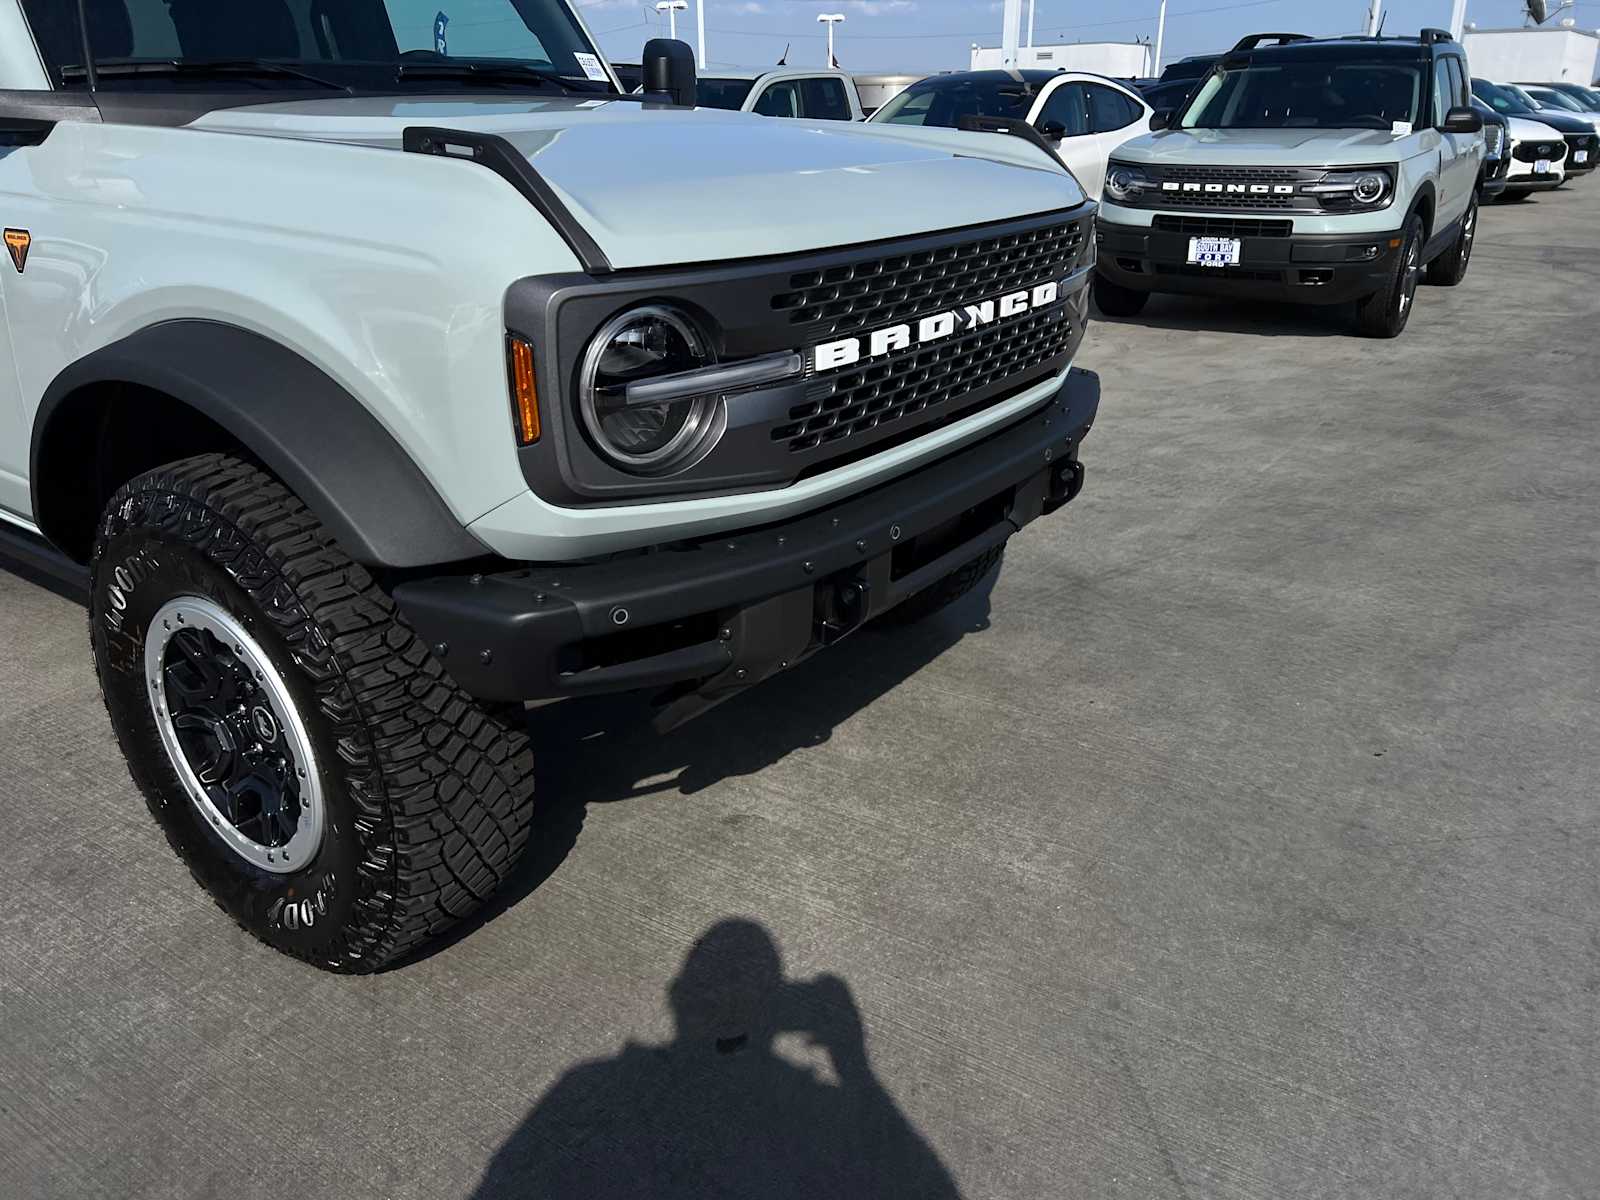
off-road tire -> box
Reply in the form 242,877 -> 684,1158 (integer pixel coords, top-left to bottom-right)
878,545 -> 1006,627
89,453 -> 536,973
1092,273 -> 1150,318
1354,214 -> 1425,339
1425,196 -> 1477,287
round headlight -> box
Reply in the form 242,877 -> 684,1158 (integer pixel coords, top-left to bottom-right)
1353,173 -> 1388,204
1106,166 -> 1140,201
578,305 -> 721,473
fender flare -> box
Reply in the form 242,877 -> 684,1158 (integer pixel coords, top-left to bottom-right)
1407,181 -> 1438,242
31,321 -> 490,569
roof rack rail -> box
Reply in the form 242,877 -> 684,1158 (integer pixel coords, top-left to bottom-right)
1419,28 -> 1454,45
1229,33 -> 1312,52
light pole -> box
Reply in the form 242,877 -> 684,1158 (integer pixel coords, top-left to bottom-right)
696,0 -> 706,69
1448,0 -> 1468,39
817,13 -> 844,67
656,0 -> 686,41
1027,0 -> 1036,49
1153,0 -> 1167,74
1366,0 -> 1382,36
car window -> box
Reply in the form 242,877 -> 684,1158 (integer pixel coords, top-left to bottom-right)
1186,60 -> 1423,130
697,77 -> 756,110
1430,60 -> 1451,126
753,80 -> 801,118
800,77 -> 852,121
1444,57 -> 1467,112
1085,83 -> 1142,132
1037,83 -> 1089,136
873,76 -> 1034,125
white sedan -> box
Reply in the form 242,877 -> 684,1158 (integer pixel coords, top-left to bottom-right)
869,70 -> 1154,198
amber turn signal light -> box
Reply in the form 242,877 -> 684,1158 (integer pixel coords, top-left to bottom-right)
506,336 -> 541,446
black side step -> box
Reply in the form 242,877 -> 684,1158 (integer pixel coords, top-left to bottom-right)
0,522 -> 89,600
402,126 -> 613,275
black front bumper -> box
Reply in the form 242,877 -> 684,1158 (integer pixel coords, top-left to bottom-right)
1097,218 -> 1403,305
395,369 -> 1099,710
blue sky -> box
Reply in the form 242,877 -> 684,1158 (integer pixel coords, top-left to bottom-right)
575,0 -> 1600,72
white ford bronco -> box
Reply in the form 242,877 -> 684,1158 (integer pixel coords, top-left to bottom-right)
0,1 -> 1099,970
1094,30 -> 1485,338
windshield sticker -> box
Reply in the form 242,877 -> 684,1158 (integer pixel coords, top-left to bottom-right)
433,11 -> 449,56
1391,121 -> 1413,137
574,52 -> 608,82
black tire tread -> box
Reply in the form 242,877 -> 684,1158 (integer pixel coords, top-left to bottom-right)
90,453 -> 535,972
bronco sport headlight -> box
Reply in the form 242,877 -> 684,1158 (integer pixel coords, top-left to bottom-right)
1105,163 -> 1154,203
578,305 -> 723,474
1302,167 -> 1396,211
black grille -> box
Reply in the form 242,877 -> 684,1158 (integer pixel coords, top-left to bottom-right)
1514,141 -> 1564,162
772,221 -> 1084,341
1563,133 -> 1597,165
1151,215 -> 1293,239
1134,164 -> 1318,212
772,305 -> 1072,454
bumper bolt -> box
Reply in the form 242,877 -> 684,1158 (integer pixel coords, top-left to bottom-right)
433,642 -> 449,658
718,627 -> 732,641
890,524 -> 902,542
855,539 -> 866,553
610,606 -> 630,626
479,650 -> 494,665
735,668 -> 747,680
534,593 -> 547,605
1044,448 -> 1054,463
470,574 -> 483,586
803,561 -> 815,575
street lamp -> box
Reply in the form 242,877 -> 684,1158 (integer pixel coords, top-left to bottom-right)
817,13 -> 844,67
656,0 -> 687,41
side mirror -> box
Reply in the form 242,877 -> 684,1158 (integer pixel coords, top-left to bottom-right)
1149,108 -> 1174,130
642,38 -> 697,107
1038,118 -> 1067,141
1441,104 -> 1483,134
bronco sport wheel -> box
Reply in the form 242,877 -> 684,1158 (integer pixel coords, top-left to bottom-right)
1092,273 -> 1150,318
878,545 -> 1006,627
1425,196 -> 1477,287
1354,214 -> 1425,339
89,453 -> 536,973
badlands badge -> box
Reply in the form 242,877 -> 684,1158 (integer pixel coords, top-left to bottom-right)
4,228 -> 30,274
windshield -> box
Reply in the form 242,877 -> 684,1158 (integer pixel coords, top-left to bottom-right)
872,76 -> 1034,126
1472,79 -> 1532,114
696,78 -> 755,110
1182,60 -> 1423,130
1528,89 -> 1582,112
24,0 -> 612,92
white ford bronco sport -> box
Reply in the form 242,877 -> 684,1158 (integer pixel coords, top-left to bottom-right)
0,1 -> 1099,970
1094,30 -> 1485,338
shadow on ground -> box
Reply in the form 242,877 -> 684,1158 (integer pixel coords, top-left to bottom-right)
1093,294 -> 1354,337
400,576 -> 997,966
467,918 -> 963,1199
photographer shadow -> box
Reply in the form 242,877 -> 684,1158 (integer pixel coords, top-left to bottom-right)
468,918 -> 963,1199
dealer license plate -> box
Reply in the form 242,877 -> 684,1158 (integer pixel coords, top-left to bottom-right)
1187,236 -> 1242,268
1534,159 -> 1552,174
1576,150 -> 1590,164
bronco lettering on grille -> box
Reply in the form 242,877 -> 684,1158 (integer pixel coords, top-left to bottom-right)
810,280 -> 1062,373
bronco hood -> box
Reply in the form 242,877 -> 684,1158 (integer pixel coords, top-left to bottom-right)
189,96 -> 1086,270
1111,125 -> 1428,168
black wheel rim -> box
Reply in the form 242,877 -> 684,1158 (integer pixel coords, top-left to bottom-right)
145,598 -> 324,873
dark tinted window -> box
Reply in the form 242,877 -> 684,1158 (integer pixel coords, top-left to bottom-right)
1444,57 -> 1467,110
1185,60 -> 1424,130
22,0 -> 610,90
698,77 -> 756,110
1430,59 -> 1451,125
800,77 -> 852,121
1037,83 -> 1088,136
1086,83 -> 1142,132
1160,56 -> 1217,82
752,79 -> 800,117
874,76 -> 1034,126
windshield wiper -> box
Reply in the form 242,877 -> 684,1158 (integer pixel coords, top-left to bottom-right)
61,58 -> 350,92
395,62 -> 590,94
